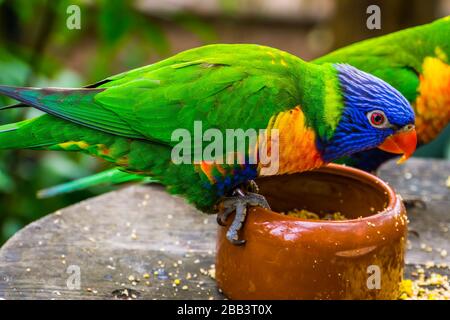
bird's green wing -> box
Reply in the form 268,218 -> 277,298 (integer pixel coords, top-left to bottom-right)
93,44 -> 303,144
37,167 -> 155,198
1,45 -> 302,146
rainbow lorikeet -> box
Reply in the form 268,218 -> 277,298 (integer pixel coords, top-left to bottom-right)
0,44 -> 416,244
40,16 -> 450,196
316,16 -> 450,171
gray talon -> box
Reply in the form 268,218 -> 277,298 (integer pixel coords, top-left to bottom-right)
217,207 -> 234,226
219,188 -> 270,245
247,180 -> 260,193
247,193 -> 270,209
226,202 -> 247,245
229,238 -> 246,246
216,214 -> 226,226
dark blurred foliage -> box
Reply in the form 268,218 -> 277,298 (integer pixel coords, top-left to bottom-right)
331,0 -> 441,49
0,0 -> 215,244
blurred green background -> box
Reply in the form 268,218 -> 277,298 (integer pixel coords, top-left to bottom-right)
0,0 -> 449,244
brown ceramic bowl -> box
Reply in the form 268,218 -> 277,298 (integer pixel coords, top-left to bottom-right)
216,164 -> 407,300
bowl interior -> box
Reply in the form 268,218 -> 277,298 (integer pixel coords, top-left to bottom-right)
255,166 -> 390,219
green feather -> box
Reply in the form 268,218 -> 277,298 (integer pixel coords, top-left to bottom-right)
37,167 -> 156,198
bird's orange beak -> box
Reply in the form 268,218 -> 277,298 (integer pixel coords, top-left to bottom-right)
378,125 -> 417,164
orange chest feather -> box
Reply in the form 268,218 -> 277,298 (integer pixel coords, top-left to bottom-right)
259,106 -> 324,175
415,57 -> 450,143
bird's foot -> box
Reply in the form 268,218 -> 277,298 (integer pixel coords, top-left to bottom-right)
217,187 -> 270,245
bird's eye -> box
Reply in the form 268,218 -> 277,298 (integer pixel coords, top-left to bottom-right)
367,110 -> 388,128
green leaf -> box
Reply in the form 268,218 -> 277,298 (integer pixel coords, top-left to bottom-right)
0,167 -> 14,192
99,0 -> 132,46
1,218 -> 23,240
140,19 -> 170,55
174,13 -> 217,43
0,49 -> 31,85
41,153 -> 93,179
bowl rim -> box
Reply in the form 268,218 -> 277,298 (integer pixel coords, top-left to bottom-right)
255,163 -> 400,224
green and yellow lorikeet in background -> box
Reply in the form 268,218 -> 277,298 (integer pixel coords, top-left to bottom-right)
40,16 -> 449,195
0,44 -> 416,244
316,15 -> 450,171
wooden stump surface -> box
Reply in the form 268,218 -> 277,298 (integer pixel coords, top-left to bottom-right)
0,158 -> 449,299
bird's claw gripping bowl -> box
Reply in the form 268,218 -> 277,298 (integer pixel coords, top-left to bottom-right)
216,164 -> 407,300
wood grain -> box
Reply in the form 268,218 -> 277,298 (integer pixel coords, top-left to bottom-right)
0,158 -> 449,299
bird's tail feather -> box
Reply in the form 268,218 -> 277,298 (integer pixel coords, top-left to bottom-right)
0,116 -> 61,150
37,168 -> 155,198
0,86 -> 50,148
0,85 -> 37,109
0,122 -> 21,134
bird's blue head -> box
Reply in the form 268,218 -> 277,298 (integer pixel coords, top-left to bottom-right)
321,64 -> 416,163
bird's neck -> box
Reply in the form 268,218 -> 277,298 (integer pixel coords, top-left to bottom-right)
257,65 -> 346,176
297,63 -> 345,143
414,57 -> 450,144
258,106 -> 324,176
